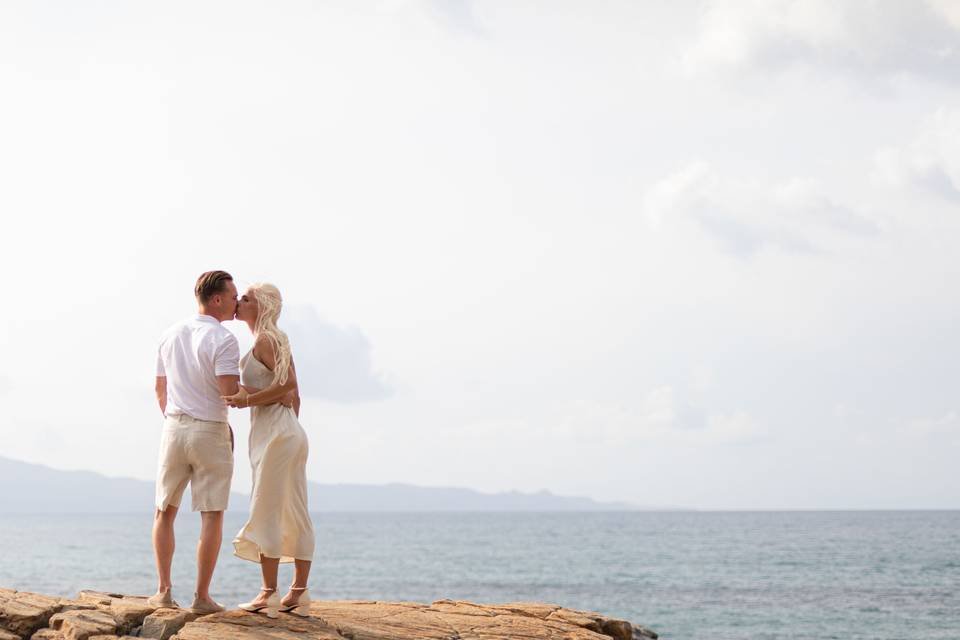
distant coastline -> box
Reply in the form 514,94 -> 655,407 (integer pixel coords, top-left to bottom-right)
0,456 -> 678,513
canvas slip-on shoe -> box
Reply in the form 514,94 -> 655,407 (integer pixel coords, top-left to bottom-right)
188,593 -> 226,615
146,590 -> 179,609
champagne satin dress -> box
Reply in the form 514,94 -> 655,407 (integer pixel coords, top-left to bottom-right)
233,350 -> 315,563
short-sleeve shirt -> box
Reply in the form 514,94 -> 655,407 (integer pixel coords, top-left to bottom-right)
156,314 -> 240,422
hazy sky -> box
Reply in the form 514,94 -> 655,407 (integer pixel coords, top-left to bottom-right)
1,1 -> 958,509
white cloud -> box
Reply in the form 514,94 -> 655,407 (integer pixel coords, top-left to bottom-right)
875,107 -> 960,198
684,0 -> 960,83
426,0 -> 487,36
904,411 -> 959,437
643,162 -> 878,256
282,305 -> 393,403
703,410 -> 766,445
378,0 -> 487,36
928,0 -> 960,32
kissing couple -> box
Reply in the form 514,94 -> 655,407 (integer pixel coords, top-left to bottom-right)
151,270 -> 315,618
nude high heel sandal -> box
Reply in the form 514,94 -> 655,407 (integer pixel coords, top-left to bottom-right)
280,586 -> 311,616
238,587 -> 280,619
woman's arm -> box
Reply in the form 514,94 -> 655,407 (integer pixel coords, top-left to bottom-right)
223,337 -> 298,408
244,372 -> 297,407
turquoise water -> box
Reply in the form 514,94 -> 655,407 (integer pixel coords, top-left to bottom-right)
0,511 -> 957,639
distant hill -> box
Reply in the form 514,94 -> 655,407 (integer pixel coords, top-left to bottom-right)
0,456 -> 648,513
308,483 -> 642,511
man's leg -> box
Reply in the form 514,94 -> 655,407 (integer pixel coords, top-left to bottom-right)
188,420 -> 233,609
153,505 -> 178,594
154,415 -> 189,604
195,510 -> 224,602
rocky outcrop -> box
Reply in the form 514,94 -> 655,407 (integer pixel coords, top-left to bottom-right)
0,588 -> 657,640
0,591 -> 155,640
0,589 -> 98,639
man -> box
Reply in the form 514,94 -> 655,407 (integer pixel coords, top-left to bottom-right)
150,270 -> 240,613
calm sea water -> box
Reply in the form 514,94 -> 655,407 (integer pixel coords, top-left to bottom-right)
0,511 -> 957,639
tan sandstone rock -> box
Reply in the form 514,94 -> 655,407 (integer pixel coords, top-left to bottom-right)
48,608 -> 118,640
33,633 -> 137,640
173,598 -> 657,640
57,600 -> 99,614
0,589 -> 65,638
140,608 -> 198,640
174,610 -> 344,640
76,591 -> 157,634
1,587 -> 656,640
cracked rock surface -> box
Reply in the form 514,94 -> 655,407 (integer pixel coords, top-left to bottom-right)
1,588 -> 657,640
177,598 -> 657,640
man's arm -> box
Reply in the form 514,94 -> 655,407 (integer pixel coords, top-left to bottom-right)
155,345 -> 167,415
216,374 -> 240,399
214,332 -> 241,399
155,376 -> 167,415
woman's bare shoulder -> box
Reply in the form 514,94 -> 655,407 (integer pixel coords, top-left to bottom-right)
252,334 -> 277,367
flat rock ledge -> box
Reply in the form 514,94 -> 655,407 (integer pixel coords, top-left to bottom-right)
1,588 -> 657,640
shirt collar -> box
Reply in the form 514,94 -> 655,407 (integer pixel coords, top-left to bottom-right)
194,313 -> 220,324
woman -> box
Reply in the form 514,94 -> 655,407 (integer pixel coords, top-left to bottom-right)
223,283 -> 315,618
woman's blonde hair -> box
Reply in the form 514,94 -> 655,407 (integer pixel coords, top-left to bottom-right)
250,283 -> 292,386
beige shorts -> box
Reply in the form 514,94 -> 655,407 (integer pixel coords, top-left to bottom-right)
155,414 -> 234,512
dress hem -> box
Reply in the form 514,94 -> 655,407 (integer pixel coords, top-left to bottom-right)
233,534 -> 313,564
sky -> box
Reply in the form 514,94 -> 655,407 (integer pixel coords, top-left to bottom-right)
1,0 -> 958,510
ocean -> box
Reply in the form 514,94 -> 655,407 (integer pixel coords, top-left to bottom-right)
0,511 -> 957,639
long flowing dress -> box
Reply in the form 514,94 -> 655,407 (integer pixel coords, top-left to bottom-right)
233,350 -> 315,563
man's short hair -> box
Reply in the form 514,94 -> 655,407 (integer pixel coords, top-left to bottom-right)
195,270 -> 234,304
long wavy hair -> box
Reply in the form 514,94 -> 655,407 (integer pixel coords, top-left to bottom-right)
250,283 -> 292,386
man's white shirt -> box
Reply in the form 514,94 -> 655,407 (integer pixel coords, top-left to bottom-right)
156,314 -> 240,423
